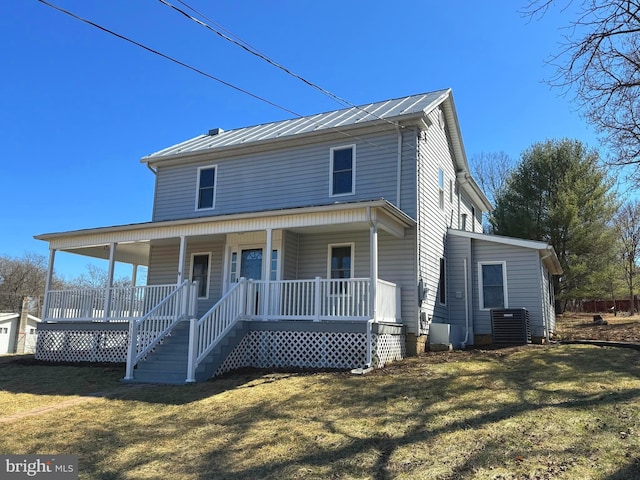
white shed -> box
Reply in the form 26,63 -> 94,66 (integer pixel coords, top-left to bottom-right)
0,313 -> 41,354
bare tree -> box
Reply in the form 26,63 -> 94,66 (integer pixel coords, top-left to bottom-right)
523,0 -> 640,177
614,200 -> 640,314
0,253 -> 48,312
469,151 -> 515,232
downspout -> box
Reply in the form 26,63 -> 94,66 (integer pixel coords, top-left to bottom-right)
367,207 -> 379,368
396,124 -> 402,209
456,171 -> 470,230
461,257 -> 470,348
540,249 -> 554,343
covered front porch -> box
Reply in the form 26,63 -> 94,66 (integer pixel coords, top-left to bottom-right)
35,200 -> 414,381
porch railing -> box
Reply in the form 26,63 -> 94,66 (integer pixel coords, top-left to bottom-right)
376,279 -> 400,322
247,277 -> 381,321
187,278 -> 248,382
44,284 -> 178,322
124,280 -> 197,380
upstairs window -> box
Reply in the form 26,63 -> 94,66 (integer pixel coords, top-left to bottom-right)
196,166 -> 217,210
479,261 -> 507,310
330,145 -> 355,196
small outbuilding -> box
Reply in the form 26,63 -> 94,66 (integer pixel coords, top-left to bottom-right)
0,311 -> 41,354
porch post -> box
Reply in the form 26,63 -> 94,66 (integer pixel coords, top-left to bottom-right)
370,222 -> 378,321
104,243 -> 117,321
262,227 -> 273,320
129,264 -> 139,318
41,248 -> 56,320
177,235 -> 187,284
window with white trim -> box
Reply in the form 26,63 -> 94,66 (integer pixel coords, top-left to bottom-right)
478,261 -> 507,310
330,145 -> 355,196
438,168 -> 445,210
328,243 -> 354,279
196,166 -> 217,210
191,253 -> 211,298
439,257 -> 446,305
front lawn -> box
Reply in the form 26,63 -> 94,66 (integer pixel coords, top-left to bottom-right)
1,345 -> 639,479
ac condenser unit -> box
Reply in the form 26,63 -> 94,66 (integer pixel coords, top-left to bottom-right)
491,308 -> 531,346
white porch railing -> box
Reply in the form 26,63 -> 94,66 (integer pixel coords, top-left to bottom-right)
246,277 -> 396,321
187,278 -> 248,382
376,279 -> 401,322
124,280 -> 197,380
44,284 -> 178,322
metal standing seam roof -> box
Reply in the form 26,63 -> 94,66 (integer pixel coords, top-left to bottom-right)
142,89 -> 451,160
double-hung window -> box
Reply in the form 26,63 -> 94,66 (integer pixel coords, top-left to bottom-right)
191,253 -> 211,299
330,145 -> 355,196
478,261 -> 507,310
196,166 -> 217,210
328,243 -> 354,295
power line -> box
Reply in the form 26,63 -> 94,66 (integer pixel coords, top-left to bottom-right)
156,0 -> 404,129
35,0 -> 303,118
36,0 -> 401,154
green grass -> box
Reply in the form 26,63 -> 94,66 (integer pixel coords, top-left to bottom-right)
1,345 -> 639,479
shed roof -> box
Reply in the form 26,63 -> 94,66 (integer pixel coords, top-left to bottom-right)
448,229 -> 563,275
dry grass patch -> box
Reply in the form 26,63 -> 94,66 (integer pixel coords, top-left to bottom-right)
0,346 -> 639,479
556,312 -> 640,343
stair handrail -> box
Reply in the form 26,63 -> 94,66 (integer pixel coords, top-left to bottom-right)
187,278 -> 248,382
124,280 -> 193,380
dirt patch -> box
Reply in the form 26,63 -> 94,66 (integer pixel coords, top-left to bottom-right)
556,312 -> 640,343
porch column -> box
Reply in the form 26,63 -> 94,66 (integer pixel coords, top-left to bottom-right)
262,228 -> 273,320
104,242 -> 117,321
370,222 -> 379,321
41,248 -> 56,320
177,235 -> 187,284
129,264 -> 139,318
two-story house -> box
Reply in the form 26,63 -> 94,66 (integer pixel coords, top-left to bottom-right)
35,89 -> 562,384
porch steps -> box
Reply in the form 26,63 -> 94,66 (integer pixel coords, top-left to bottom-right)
193,320 -> 249,382
131,320 -> 191,385
129,319 -> 249,384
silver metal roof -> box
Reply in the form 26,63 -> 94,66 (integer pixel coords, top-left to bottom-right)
143,89 -> 451,160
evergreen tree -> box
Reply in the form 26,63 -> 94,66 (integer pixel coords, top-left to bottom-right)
491,139 -> 618,306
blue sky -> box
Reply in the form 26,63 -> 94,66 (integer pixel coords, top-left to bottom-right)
0,1 -> 599,279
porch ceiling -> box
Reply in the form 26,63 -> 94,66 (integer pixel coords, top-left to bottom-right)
35,200 -> 415,255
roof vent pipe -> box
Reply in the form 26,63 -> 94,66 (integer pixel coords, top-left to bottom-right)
208,128 -> 224,136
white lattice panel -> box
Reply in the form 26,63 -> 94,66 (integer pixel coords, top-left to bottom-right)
215,330 -> 406,377
215,330 -> 368,375
36,330 -> 128,363
372,334 -> 405,368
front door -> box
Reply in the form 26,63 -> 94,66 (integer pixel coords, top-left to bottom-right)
240,249 -> 263,316
240,249 -> 263,280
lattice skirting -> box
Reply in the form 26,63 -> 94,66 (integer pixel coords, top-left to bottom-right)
35,330 -> 128,363
372,333 -> 405,368
215,331 -> 405,376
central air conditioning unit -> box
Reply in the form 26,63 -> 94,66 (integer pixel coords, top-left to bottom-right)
491,308 -> 531,346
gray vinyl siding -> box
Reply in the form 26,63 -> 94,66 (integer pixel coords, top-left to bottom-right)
147,238 -> 224,317
153,131 -> 404,222
147,240 -> 180,286
472,240 -> 545,336
282,230 -> 299,280
416,107 -> 458,334
446,234 -> 473,340
458,191 -> 482,233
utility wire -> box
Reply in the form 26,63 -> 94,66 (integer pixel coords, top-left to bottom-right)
36,0 -> 302,118
36,0 -> 401,154
156,0 -> 404,129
